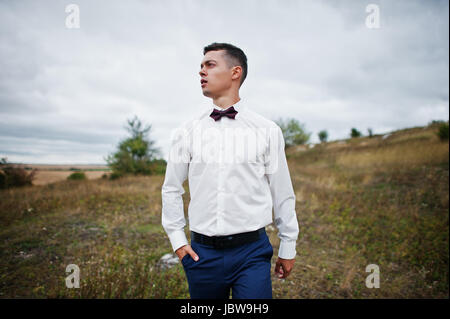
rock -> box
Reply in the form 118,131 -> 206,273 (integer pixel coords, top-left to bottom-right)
17,251 -> 34,259
157,253 -> 180,270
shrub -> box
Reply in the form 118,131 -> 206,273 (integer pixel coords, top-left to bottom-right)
436,122 -> 449,141
318,130 -> 328,143
350,128 -> 362,138
0,158 -> 36,189
274,117 -> 311,148
150,159 -> 167,175
428,119 -> 446,126
109,172 -> 123,180
67,171 -> 86,181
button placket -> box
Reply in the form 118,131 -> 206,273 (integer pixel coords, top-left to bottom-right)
217,118 -> 225,234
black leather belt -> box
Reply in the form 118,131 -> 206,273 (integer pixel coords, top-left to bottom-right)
191,227 -> 265,249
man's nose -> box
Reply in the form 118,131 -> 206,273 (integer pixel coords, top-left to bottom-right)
199,67 -> 207,77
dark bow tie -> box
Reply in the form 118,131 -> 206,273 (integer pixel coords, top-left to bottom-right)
209,106 -> 238,121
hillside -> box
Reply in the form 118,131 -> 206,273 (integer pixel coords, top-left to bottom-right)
0,123 -> 448,298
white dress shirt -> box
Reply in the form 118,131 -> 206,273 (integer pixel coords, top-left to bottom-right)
161,99 -> 299,259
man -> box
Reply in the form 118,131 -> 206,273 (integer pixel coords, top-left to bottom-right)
161,42 -> 299,299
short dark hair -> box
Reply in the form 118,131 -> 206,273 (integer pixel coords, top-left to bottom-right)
203,42 -> 248,87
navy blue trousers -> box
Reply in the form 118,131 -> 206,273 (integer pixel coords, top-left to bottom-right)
181,230 -> 273,299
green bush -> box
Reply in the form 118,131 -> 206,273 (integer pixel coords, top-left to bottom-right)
67,171 -> 86,181
274,117 -> 311,148
436,122 -> 449,141
318,130 -> 328,143
428,119 -> 446,126
150,159 -> 167,175
109,172 -> 123,180
350,128 -> 362,138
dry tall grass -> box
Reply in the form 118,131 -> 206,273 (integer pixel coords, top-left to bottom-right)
0,124 -> 448,298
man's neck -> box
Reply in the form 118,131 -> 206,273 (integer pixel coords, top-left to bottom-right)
213,95 -> 241,110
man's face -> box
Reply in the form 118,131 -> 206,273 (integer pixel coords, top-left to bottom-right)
199,50 -> 236,98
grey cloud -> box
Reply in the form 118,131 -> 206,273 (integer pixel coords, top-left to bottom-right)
0,0 -> 448,163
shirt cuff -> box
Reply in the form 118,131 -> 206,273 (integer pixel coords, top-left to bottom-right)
168,229 -> 189,252
278,240 -> 297,259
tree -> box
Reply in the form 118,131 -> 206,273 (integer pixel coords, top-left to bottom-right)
106,116 -> 162,177
274,118 -> 311,148
367,128 -> 373,138
318,130 -> 328,143
350,128 -> 362,138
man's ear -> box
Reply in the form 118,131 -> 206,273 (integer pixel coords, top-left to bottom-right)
231,66 -> 242,81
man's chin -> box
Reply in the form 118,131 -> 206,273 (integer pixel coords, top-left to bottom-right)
202,89 -> 212,97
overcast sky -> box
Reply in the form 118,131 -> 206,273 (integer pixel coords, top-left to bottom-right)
0,0 -> 448,164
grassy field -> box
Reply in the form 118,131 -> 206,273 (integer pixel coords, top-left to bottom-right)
12,164 -> 111,186
0,124 -> 448,298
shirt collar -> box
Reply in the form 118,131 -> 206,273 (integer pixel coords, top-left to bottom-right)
212,98 -> 244,113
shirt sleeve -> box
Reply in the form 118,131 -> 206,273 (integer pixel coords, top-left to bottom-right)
161,126 -> 190,252
265,125 -> 300,259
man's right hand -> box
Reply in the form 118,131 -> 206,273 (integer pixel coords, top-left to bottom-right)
175,244 -> 199,262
